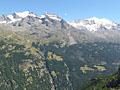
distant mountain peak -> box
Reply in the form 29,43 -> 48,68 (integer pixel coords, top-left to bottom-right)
0,11 -> 63,24
0,11 -> 72,30
14,11 -> 37,18
86,17 -> 116,26
70,17 -> 117,32
0,11 -> 38,23
40,12 -> 62,21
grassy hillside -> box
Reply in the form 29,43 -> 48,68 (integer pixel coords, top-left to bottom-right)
84,68 -> 120,90
33,42 -> 120,90
0,37 -> 54,90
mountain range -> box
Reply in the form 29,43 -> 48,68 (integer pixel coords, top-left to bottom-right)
1,11 -> 120,44
0,11 -> 119,31
0,11 -> 120,90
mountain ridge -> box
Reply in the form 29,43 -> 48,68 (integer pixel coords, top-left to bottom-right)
69,17 -> 118,32
1,11 -> 120,45
0,11 -> 119,32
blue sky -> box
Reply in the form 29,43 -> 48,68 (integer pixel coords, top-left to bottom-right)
0,0 -> 120,22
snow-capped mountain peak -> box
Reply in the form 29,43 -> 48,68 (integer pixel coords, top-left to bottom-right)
86,17 -> 116,26
7,14 -> 21,23
0,11 -> 37,23
14,11 -> 36,18
44,12 -> 62,21
0,11 -> 71,30
0,11 -> 63,24
70,17 -> 117,32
